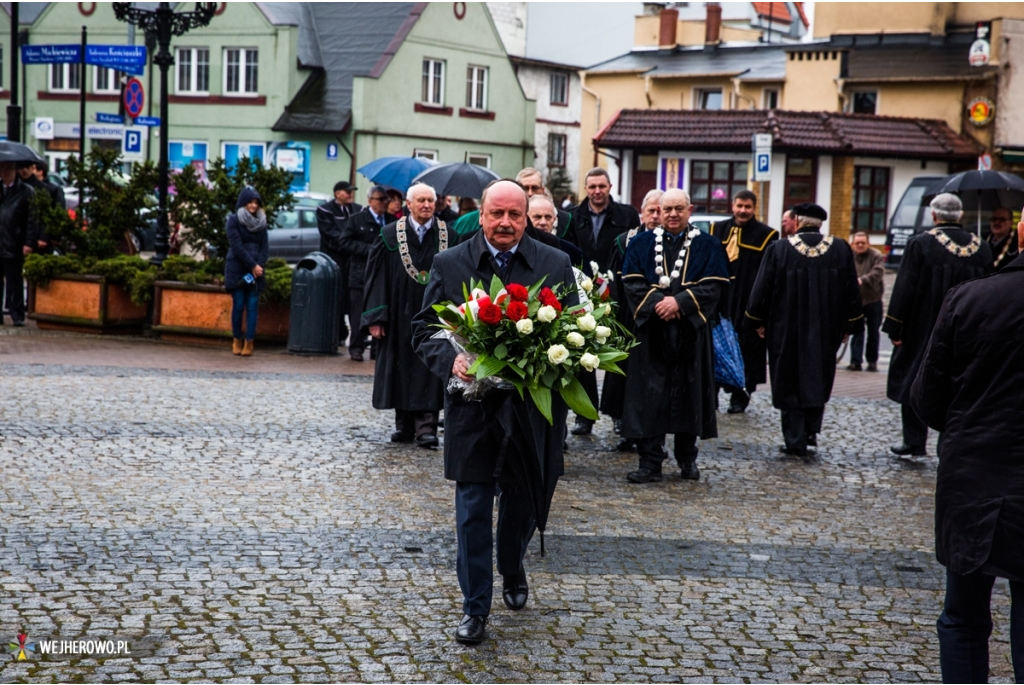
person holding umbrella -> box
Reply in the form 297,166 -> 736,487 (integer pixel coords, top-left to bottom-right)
0,160 -> 39,326
411,179 -> 577,645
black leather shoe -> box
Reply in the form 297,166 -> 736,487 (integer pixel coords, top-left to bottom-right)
807,434 -> 817,447
891,443 -> 926,457
502,574 -> 529,611
571,419 -> 593,436
415,433 -> 439,448
846,363 -> 862,371
615,437 -> 635,452
727,393 -> 749,414
390,431 -> 414,443
454,614 -> 487,644
866,362 -> 878,372
613,419 -> 623,435
626,467 -> 663,483
678,461 -> 700,481
779,445 -> 808,457
350,350 -> 364,362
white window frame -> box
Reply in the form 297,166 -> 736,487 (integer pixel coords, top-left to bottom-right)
693,88 -> 723,111
421,58 -> 446,107
762,88 -> 780,109
466,65 -> 488,111
414,148 -> 438,161
550,72 -> 569,105
49,63 -> 82,93
467,153 -> 491,169
93,66 -> 120,95
223,47 -> 258,96
176,47 -> 210,95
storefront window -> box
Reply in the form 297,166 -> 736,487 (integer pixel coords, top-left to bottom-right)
690,160 -> 748,213
853,166 -> 890,232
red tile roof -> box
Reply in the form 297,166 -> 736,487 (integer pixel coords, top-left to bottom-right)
593,109 -> 982,160
752,2 -> 793,24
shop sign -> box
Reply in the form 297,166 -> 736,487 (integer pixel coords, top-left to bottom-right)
969,22 -> 992,67
967,97 -> 995,126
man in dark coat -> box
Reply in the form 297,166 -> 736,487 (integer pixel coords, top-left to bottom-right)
412,180 -> 576,645
0,162 -> 38,326
883,193 -> 992,457
987,206 -> 1018,272
620,189 -> 729,483
563,167 -> 641,435
18,162 -> 64,253
362,182 -> 451,448
710,190 -> 778,413
317,181 -> 362,345
910,220 -> 1024,683
602,188 -> 662,451
339,186 -> 394,361
745,203 -> 863,457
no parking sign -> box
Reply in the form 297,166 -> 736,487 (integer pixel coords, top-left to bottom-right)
124,78 -> 145,119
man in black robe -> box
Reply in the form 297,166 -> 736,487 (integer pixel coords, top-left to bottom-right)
910,221 -> 1024,682
745,203 -> 863,458
412,180 -> 576,644
883,193 -> 992,457
362,182 -> 453,448
620,189 -> 729,483
602,188 -> 662,451
988,206 -> 1018,272
340,186 -> 394,361
710,190 -> 778,414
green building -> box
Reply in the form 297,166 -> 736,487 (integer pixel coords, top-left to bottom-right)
0,2 -> 535,195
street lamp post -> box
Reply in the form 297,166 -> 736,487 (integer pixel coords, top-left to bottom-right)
112,2 -> 217,266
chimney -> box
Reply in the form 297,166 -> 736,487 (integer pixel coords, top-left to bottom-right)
659,7 -> 679,48
705,2 -> 722,44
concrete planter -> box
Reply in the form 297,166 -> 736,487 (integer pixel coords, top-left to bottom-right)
151,281 -> 289,346
28,275 -> 147,334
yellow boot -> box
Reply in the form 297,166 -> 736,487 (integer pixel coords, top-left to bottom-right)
232,338 -> 243,355
241,339 -> 254,357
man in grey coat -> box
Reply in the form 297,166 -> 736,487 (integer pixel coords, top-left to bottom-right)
412,180 -> 576,645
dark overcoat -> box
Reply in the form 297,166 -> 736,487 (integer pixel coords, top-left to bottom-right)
911,252 -> 1024,580
339,207 -> 394,289
0,177 -> 37,258
565,198 -> 641,273
223,187 -> 269,292
745,230 -> 863,410
710,217 -> 778,388
411,231 -> 577,484
883,224 -> 992,404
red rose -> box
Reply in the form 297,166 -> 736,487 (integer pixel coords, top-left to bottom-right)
507,283 -> 529,302
505,301 -> 529,321
478,302 -> 503,325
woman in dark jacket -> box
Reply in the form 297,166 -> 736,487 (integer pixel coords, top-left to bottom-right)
224,186 -> 269,356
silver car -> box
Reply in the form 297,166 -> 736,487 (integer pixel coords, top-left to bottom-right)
268,198 -> 323,262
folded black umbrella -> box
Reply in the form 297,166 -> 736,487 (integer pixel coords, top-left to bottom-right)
412,162 -> 499,199
0,141 -> 46,164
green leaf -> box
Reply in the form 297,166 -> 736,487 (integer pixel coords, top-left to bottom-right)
541,368 -> 558,387
517,358 -> 529,369
467,355 -> 507,379
505,362 -> 526,378
435,307 -> 462,325
528,385 -> 554,424
494,343 -> 508,360
600,361 -> 625,376
489,274 -> 503,301
560,376 -> 598,420
597,351 -> 629,363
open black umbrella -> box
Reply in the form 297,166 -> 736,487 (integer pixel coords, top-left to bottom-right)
412,162 -> 499,199
924,170 -> 1024,235
0,141 -> 46,164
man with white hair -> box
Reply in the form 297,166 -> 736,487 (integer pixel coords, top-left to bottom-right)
362,182 -> 456,448
746,203 -> 863,458
883,192 -> 992,458
619,189 -> 730,482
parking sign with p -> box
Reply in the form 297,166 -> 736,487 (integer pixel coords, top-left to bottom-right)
122,126 -> 145,161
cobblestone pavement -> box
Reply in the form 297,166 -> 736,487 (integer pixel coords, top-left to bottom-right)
0,357 -> 1016,682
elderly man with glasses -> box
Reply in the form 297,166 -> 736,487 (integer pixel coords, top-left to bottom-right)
988,207 -> 1018,272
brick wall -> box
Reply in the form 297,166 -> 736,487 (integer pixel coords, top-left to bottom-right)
830,156 -> 854,241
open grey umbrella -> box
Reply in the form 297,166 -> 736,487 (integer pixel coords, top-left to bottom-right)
924,170 -> 1024,235
411,162 -> 499,198
0,141 -> 46,164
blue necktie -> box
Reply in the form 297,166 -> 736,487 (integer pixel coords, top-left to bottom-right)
495,251 -> 511,277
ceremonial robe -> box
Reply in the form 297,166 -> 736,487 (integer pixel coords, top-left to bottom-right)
362,219 -> 454,412
883,224 -> 992,405
599,227 -> 643,419
745,230 -> 863,410
710,217 -> 778,389
990,229 -> 1018,272
620,229 -> 729,439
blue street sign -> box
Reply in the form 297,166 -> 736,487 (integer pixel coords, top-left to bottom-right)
122,127 -> 144,161
134,116 -> 160,127
326,143 -> 338,161
757,153 -> 770,173
21,44 -> 147,76
96,113 -> 124,124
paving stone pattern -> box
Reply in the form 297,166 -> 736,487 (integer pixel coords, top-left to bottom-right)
0,363 -> 1016,683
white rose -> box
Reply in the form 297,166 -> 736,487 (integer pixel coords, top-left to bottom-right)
547,344 -> 570,365
577,313 -> 597,332
516,318 -> 534,335
595,325 -> 611,343
566,331 -> 585,348
580,352 -> 600,372
536,305 -> 557,323
580,277 -> 593,293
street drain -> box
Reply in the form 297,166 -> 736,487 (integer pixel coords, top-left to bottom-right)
403,547 -> 423,553
895,565 -> 924,572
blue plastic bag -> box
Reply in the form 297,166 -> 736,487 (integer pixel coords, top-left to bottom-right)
712,318 -> 746,390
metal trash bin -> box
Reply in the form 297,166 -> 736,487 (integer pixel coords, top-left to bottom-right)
287,251 -> 340,355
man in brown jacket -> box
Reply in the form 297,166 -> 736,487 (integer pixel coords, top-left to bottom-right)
847,232 -> 885,371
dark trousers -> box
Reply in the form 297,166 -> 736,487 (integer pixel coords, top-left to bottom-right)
574,371 -> 599,424
348,287 -> 370,352
781,407 -> 824,453
395,410 -> 438,438
230,287 -> 259,340
636,433 -> 698,471
1,256 -> 25,324
902,403 -> 928,449
850,300 -> 883,364
938,568 -> 1024,683
455,481 -> 535,617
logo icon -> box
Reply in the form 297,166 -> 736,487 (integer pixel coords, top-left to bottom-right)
967,97 -> 994,126
9,634 -> 35,660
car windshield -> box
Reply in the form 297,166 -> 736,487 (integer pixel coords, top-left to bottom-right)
891,183 -> 935,228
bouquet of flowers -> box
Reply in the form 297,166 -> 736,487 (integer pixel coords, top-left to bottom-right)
432,275 -> 635,424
